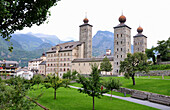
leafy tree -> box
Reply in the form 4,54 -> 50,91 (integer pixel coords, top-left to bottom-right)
44,73 -> 69,99
1,76 -> 35,109
103,78 -> 121,100
63,70 -> 78,80
155,37 -> 170,61
120,52 -> 149,85
145,46 -> 156,64
100,56 -> 113,72
77,63 -> 105,110
0,0 -> 60,51
31,74 -> 43,89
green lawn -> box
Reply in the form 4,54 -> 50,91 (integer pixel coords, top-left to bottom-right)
102,76 -> 170,96
28,87 -> 157,110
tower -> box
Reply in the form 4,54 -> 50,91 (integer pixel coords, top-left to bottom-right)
113,14 -> 131,75
133,26 -> 147,53
79,17 -> 93,58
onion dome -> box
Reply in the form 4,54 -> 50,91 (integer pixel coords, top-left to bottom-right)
83,18 -> 89,24
42,53 -> 45,56
119,15 -> 126,23
137,26 -> 143,33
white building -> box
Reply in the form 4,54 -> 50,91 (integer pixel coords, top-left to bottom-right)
15,68 -> 33,80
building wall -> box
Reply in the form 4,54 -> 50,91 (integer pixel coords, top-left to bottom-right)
113,27 -> 131,75
28,60 -> 42,71
46,52 -> 58,75
133,37 -> 147,53
79,24 -> 92,58
39,65 -> 46,75
46,44 -> 84,77
72,61 -> 114,75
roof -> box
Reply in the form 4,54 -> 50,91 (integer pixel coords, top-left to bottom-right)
39,61 -> 46,65
79,23 -> 93,27
72,56 -> 114,63
29,58 -> 43,62
0,60 -> 19,68
46,41 -> 83,53
133,33 -> 147,38
0,61 -> 19,64
46,46 -> 56,53
57,41 -> 83,52
114,23 -> 131,29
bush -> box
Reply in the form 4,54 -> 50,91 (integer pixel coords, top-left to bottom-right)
148,64 -> 170,70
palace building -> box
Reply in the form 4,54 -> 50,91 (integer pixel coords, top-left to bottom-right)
34,14 -> 147,77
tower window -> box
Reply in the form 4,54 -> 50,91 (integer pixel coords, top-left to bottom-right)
121,41 -> 122,44
121,55 -> 122,58
117,55 -> 118,58
117,62 -> 118,65
117,70 -> 119,73
121,48 -> 122,51
117,42 -> 118,45
117,34 -> 118,38
121,34 -> 122,37
117,48 -> 119,51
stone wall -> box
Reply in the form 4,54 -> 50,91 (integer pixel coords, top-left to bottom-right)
114,87 -> 170,106
136,70 -> 170,76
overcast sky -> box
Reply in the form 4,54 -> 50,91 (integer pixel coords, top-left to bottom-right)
17,0 -> 170,48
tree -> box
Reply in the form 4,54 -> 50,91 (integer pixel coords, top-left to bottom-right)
120,52 -> 149,85
31,74 -> 43,89
145,46 -> 156,64
0,0 -> 60,51
1,76 -> 35,109
44,73 -> 69,100
100,56 -> 113,73
155,37 -> 170,61
77,64 -> 105,110
103,78 -> 121,100
63,70 -> 78,80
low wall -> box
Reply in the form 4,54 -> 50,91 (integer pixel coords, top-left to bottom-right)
136,70 -> 170,76
114,87 -> 170,106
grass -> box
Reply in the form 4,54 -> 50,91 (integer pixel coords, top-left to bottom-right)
102,76 -> 170,96
28,86 -> 157,110
69,83 -> 131,97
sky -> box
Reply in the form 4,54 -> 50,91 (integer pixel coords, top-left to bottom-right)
16,0 -> 170,48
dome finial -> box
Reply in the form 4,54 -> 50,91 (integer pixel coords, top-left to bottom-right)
137,26 -> 143,33
119,12 -> 126,24
83,12 -> 89,24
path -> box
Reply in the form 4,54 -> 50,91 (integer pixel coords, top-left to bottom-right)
69,85 -> 170,110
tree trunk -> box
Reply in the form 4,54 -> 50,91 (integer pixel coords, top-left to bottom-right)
111,90 -> 112,100
93,96 -> 94,110
54,88 -> 56,99
132,75 -> 135,85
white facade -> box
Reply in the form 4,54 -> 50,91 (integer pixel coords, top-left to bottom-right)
15,70 -> 34,80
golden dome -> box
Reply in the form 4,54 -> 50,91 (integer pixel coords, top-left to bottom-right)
119,15 -> 126,23
83,18 -> 89,24
137,26 -> 143,33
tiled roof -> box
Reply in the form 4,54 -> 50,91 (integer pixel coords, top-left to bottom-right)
57,41 -> 83,52
0,60 -> 19,68
133,33 -> 147,38
46,41 -> 83,53
72,56 -> 114,63
29,58 -> 42,62
114,23 -> 131,29
39,61 -> 46,65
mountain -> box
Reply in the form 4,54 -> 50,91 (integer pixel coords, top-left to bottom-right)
92,31 -> 134,56
0,31 -> 134,67
32,33 -> 64,45
11,34 -> 45,51
92,31 -> 114,56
